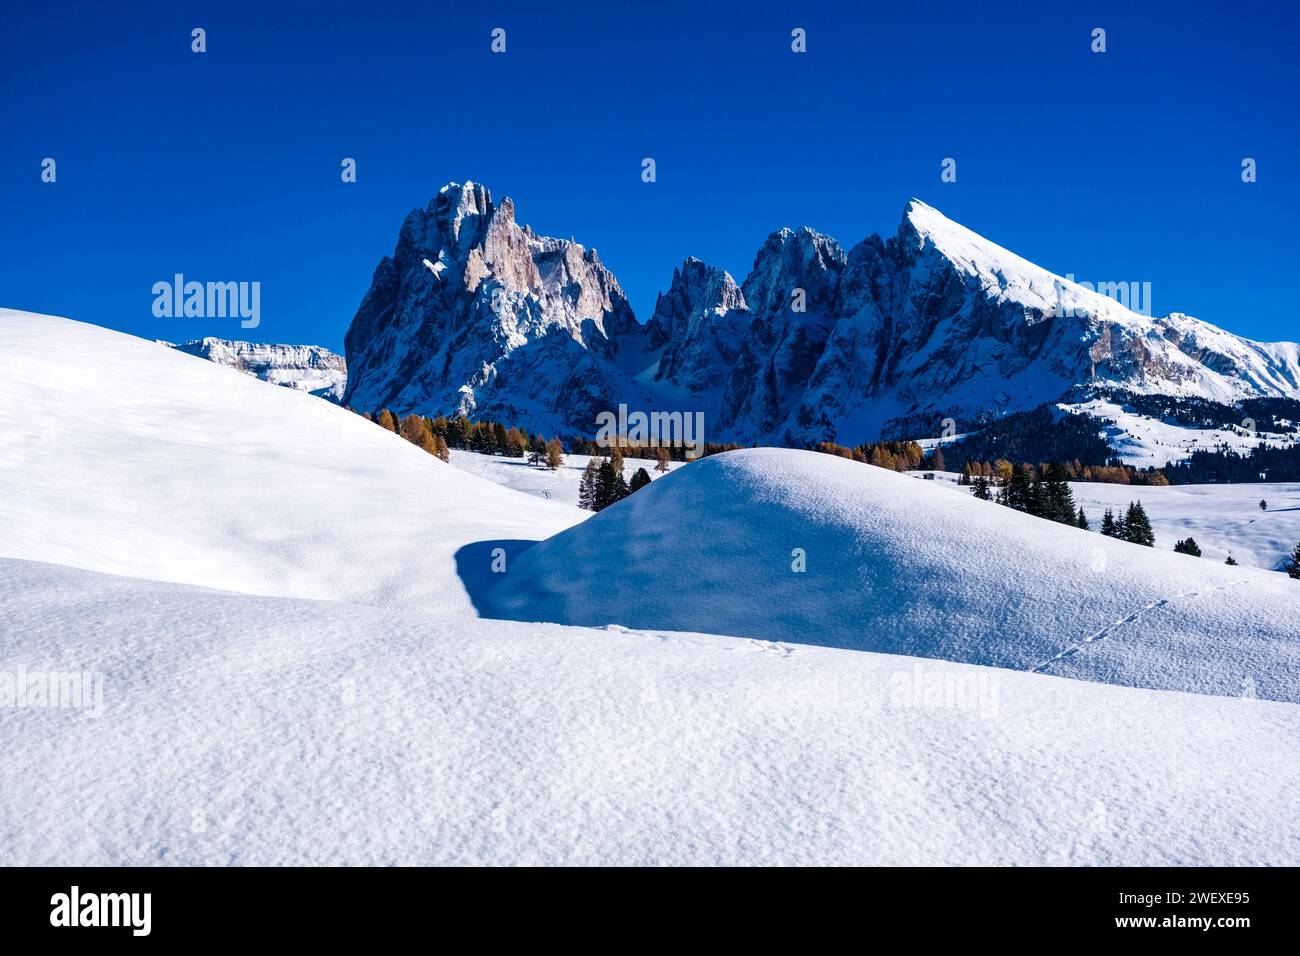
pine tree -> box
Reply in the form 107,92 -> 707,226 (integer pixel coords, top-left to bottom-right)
1286,541 -> 1300,579
1123,501 -> 1155,547
1041,462 -> 1076,524
1100,508 -> 1119,538
1076,506 -> 1088,530
527,435 -> 546,466
545,437 -> 564,470
578,460 -> 599,511
1173,537 -> 1201,557
593,459 -> 629,511
1005,464 -> 1033,512
972,475 -> 992,500
629,467 -> 652,493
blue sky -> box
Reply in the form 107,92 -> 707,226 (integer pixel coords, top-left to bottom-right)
2,0 -> 1296,350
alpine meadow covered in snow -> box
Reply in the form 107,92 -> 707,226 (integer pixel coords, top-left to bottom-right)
3,3 -> 1299,908
2,308 -> 1298,868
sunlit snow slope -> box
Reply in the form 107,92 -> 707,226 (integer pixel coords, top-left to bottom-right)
0,309 -> 580,613
483,449 -> 1300,702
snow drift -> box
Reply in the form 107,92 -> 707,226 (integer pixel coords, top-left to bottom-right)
0,309 -> 580,613
480,449 -> 1300,702
4,555 -> 1297,866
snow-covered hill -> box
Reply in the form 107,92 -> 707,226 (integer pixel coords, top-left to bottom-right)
167,337 -> 347,402
3,307 -> 1297,865
0,309 -> 580,612
4,555 -> 1297,865
483,449 -> 1300,702
342,183 -> 1300,448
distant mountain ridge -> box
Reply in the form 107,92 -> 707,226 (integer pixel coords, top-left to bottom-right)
342,182 -> 1300,445
167,338 -> 346,401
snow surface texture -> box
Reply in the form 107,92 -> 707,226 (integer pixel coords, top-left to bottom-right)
4,556 -> 1297,866
3,309 -> 1298,865
484,449 -> 1300,703
0,310 -> 580,613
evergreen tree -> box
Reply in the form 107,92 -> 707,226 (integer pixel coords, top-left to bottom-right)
1286,541 -> 1300,579
1076,506 -> 1088,530
1173,537 -> 1202,557
629,467 -> 652,493
493,422 -> 510,456
545,437 -> 564,470
1122,501 -> 1155,547
527,435 -> 546,466
1041,462 -> 1077,524
593,459 -> 629,511
577,460 -> 599,511
1005,464 -> 1033,512
972,475 -> 992,500
1100,508 -> 1119,538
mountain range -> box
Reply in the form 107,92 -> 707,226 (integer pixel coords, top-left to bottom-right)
341,182 -> 1300,446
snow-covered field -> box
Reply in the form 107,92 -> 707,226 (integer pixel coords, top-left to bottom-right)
1062,399 -> 1297,468
1071,480 -> 1300,571
2,309 -> 1298,865
902,467 -> 1300,573
448,449 -> 670,507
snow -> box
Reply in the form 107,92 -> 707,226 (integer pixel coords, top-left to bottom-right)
4,555 -> 1297,865
1070,480 -> 1300,571
483,449 -> 1300,702
167,338 -> 348,402
448,449 -> 670,506
3,307 -> 1298,865
0,309 -> 581,614
1061,398 -> 1296,468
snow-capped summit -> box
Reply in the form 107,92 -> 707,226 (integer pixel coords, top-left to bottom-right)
342,185 -> 1300,446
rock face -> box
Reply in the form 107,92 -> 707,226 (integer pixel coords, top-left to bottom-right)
342,181 -> 650,435
342,183 -> 1300,444
168,338 -> 346,401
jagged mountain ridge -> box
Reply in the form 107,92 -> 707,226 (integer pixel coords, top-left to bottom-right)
168,338 -> 347,401
342,182 -> 1300,444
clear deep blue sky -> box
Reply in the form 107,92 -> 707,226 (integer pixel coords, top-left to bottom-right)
2,0 -> 1296,351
